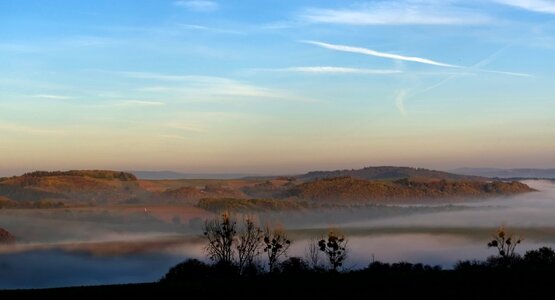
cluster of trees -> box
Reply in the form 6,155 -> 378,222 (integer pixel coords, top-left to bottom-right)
200,212 -> 294,275
163,223 -> 555,283
20,170 -> 137,181
455,226 -> 555,271
162,213 -> 349,281
201,212 -> 298,274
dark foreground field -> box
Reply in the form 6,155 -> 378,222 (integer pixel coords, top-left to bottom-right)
1,269 -> 554,300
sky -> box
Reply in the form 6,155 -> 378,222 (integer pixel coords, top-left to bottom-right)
1,0 -> 555,176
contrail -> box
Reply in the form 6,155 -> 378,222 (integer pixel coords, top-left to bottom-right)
283,66 -> 402,74
414,43 -> 531,97
301,40 -> 533,116
475,69 -> 532,77
302,40 -> 532,77
302,40 -> 459,68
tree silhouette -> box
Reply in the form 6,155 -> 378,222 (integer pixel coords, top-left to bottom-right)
487,226 -> 522,258
236,217 -> 264,274
203,213 -> 294,274
203,212 -> 237,266
263,225 -> 291,272
318,230 -> 347,272
305,238 -> 322,270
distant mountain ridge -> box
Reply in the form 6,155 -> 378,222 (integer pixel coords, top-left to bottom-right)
298,166 -> 484,181
451,168 -> 555,179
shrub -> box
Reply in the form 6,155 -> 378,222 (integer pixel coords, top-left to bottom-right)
279,257 -> 310,274
160,259 -> 212,282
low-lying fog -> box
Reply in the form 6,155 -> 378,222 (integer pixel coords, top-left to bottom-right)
1,180 -> 554,289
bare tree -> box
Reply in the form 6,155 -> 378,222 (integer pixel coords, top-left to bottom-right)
488,226 -> 522,258
305,238 -> 321,270
236,216 -> 264,274
318,230 -> 347,272
203,212 -> 237,265
202,214 -> 294,274
263,225 -> 291,272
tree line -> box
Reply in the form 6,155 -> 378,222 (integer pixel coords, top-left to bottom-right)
162,216 -> 555,283
162,212 -> 348,280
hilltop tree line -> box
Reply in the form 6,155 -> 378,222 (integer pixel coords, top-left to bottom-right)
20,170 -> 137,181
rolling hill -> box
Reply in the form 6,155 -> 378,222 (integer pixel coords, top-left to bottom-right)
0,170 -> 144,204
298,166 -> 484,181
0,167 -> 536,208
289,176 -> 533,203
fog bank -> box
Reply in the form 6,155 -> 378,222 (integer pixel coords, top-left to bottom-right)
1,180 -> 554,289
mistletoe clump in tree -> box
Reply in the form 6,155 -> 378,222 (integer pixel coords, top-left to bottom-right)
203,212 -> 237,267
263,225 -> 291,272
318,230 -> 348,272
202,213 -> 293,275
487,226 -> 522,258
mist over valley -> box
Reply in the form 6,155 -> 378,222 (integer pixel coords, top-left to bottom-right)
1,168 -> 553,289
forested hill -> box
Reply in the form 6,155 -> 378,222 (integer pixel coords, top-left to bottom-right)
0,170 -> 141,205
298,166 -> 484,181
290,176 -> 534,203
17,170 -> 137,181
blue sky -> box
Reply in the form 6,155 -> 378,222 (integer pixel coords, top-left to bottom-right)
1,0 -> 555,175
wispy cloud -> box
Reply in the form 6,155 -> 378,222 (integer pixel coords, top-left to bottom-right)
159,134 -> 187,140
127,73 -> 277,98
0,122 -> 64,135
271,66 -> 402,75
0,43 -> 40,53
394,90 -> 408,116
0,36 -> 116,55
257,21 -> 302,30
302,40 -> 458,67
32,94 -> 71,100
300,2 -> 492,25
64,36 -> 117,47
122,71 -> 230,82
173,0 -> 218,12
118,100 -> 166,107
164,121 -> 206,133
124,71 -> 315,102
85,100 -> 166,109
494,0 -> 555,14
178,23 -> 244,35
